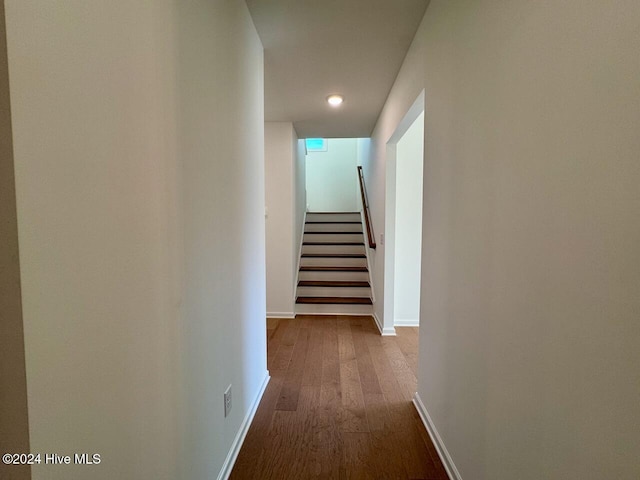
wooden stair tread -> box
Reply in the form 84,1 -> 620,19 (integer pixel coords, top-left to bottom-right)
296,296 -> 372,305
307,211 -> 359,214
301,253 -> 366,258
303,241 -> 365,246
304,231 -> 363,234
298,280 -> 370,288
305,221 -> 361,224
299,266 -> 368,272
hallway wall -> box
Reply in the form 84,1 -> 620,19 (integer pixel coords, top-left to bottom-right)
175,2 -> 266,477
265,122 -> 305,316
0,1 -> 30,478
294,136 -> 307,282
306,138 -> 359,212
5,1 -> 266,479
365,0 -> 640,478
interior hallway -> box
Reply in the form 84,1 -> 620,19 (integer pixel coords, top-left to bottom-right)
231,316 -> 448,479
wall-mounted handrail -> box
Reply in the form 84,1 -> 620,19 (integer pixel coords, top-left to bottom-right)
357,166 -> 376,249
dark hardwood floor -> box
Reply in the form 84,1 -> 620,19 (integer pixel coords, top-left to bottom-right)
230,316 -> 448,480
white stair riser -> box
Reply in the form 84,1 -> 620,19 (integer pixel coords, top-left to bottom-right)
305,223 -> 362,233
298,270 -> 369,281
295,303 -> 373,315
300,257 -> 367,267
304,233 -> 364,243
297,286 -> 372,297
302,244 -> 365,255
306,213 -> 361,223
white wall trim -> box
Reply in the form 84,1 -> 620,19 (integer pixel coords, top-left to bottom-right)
267,312 -> 296,319
394,319 -> 419,327
384,90 -> 425,338
413,393 -> 462,480
383,142 -> 397,332
218,372 -> 270,480
373,312 -> 396,336
295,309 -> 372,317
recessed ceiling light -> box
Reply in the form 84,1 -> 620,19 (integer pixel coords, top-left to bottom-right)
327,94 -> 344,107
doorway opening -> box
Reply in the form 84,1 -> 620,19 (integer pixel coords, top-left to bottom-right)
384,91 -> 425,328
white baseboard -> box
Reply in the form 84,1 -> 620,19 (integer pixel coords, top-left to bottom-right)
266,312 -> 295,319
413,393 -> 462,480
217,372 -> 270,480
394,318 -> 419,327
373,312 -> 396,336
294,311 -> 373,317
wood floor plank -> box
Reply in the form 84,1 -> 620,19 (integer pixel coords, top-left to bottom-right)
270,319 -> 300,373
313,385 -> 346,478
362,392 -> 393,432
321,318 -> 341,387
369,431 -> 413,479
392,422 -> 441,479
280,318 -> 300,345
395,326 -> 419,377
266,318 -> 291,370
364,329 -> 407,406
229,376 -> 283,479
364,328 -> 415,432
317,383 -> 342,445
294,386 -> 324,477
297,315 -> 316,329
381,336 -> 418,402
410,405 -> 451,479
276,327 -> 310,411
349,319 -> 382,395
339,357 -> 369,433
269,386 -> 320,478
316,317 -> 346,445
338,318 -> 356,363
255,416 -> 298,480
266,317 -> 280,331
342,432 -> 376,480
313,430 -> 345,479
301,320 -> 324,387
336,318 -> 369,433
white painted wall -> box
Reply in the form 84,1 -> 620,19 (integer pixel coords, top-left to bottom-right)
356,138 -> 370,168
294,137 -> 307,277
265,122 -> 303,317
306,138 -> 358,212
366,1 -> 640,479
394,112 -> 424,325
175,3 -> 266,478
6,1 -> 266,479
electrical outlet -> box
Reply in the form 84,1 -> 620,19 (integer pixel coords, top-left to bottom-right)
224,385 -> 232,417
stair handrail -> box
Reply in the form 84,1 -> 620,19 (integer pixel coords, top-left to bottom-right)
357,166 -> 376,249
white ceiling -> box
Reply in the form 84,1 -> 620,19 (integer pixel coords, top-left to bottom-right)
246,0 -> 429,138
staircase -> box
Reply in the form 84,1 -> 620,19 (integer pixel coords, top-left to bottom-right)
295,212 -> 373,315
